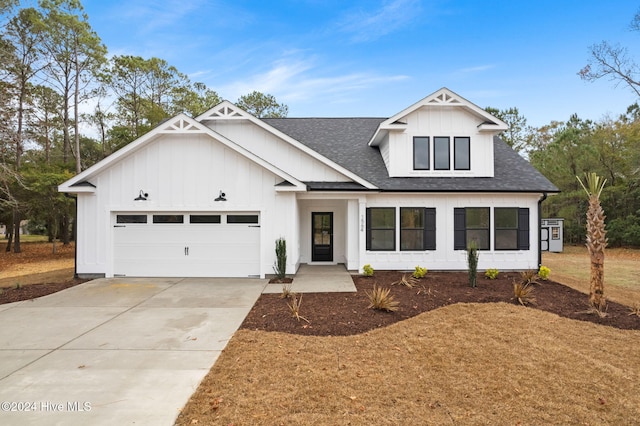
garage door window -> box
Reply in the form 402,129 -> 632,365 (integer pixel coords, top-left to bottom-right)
190,215 -> 221,224
227,215 -> 259,224
117,215 -> 147,224
153,215 -> 184,223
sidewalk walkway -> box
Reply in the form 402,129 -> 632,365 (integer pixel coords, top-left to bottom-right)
262,264 -> 357,294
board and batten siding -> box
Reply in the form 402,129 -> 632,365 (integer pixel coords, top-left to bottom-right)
359,193 -> 541,271
385,106 -> 495,178
206,120 -> 352,182
75,133 -> 299,278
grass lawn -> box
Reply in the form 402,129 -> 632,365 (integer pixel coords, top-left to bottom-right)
543,246 -> 640,307
176,247 -> 640,425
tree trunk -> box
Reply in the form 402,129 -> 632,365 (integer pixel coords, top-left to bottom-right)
586,193 -> 607,309
5,224 -> 13,252
61,213 -> 70,245
74,38 -> 82,174
589,253 -> 605,309
12,209 -> 21,253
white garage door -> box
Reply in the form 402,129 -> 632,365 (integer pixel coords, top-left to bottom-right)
113,213 -> 260,277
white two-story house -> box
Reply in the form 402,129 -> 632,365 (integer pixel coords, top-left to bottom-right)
59,88 -> 558,278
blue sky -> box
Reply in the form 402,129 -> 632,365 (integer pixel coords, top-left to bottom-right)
82,0 -> 640,127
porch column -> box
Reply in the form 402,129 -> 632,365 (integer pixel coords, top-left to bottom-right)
346,199 -> 360,270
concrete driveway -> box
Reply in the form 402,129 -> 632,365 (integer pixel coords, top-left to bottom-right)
0,277 -> 267,426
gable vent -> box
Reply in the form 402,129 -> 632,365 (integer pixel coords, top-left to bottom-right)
428,93 -> 462,105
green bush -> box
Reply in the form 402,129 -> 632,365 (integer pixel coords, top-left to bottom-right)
273,238 -> 287,280
467,242 -> 479,288
484,268 -> 499,279
538,266 -> 551,280
362,264 -> 374,277
412,266 -> 428,279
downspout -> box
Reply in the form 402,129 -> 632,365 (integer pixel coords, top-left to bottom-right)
538,192 -> 548,271
64,193 -> 78,279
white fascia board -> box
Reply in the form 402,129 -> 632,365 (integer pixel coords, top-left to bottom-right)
198,101 -> 378,190
367,87 -> 508,146
275,184 -> 305,192
67,186 -> 96,193
59,113 -> 307,193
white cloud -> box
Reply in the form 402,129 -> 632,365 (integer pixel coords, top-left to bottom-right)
333,0 -> 422,43
218,54 -> 409,111
455,64 -> 496,74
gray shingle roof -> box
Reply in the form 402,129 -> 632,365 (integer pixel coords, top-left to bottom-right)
263,117 -> 559,193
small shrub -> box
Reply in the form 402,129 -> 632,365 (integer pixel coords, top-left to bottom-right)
412,266 -> 428,279
273,238 -> 287,280
520,270 -> 540,285
513,282 -> 536,306
287,293 -> 309,323
362,264 -> 374,277
15,282 -> 21,290
467,242 -> 479,288
484,268 -> 499,280
538,266 -> 551,280
393,273 -> 419,288
365,285 -> 399,312
280,283 -> 294,299
587,301 -> 608,318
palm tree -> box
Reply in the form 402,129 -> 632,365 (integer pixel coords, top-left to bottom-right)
577,172 -> 608,310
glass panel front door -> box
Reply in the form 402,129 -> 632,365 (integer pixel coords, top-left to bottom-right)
312,212 -> 333,262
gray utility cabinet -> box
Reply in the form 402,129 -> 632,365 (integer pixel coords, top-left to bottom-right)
541,218 -> 564,252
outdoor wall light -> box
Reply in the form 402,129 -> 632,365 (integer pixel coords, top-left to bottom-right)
215,190 -> 227,201
134,190 -> 148,201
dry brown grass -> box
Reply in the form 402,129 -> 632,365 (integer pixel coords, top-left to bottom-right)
543,246 -> 640,307
0,241 -> 75,287
176,303 -> 640,425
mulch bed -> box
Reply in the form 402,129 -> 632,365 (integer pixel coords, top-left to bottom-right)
0,279 -> 88,305
242,271 -> 640,335
2,271 -> 638,334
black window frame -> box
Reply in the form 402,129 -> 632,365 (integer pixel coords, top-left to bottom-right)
366,207 -> 396,251
494,207 -> 519,250
454,207 -> 490,250
227,214 -> 259,224
455,207 -> 530,251
189,214 -> 221,224
116,214 -> 147,224
433,136 -> 450,170
152,214 -> 184,224
400,207 -> 436,251
413,136 -> 430,170
454,137 -> 470,170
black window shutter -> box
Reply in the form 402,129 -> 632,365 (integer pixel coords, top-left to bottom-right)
424,208 -> 436,250
365,208 -> 372,251
454,208 -> 466,250
518,208 -> 530,250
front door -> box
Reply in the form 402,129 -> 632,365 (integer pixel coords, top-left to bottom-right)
312,212 -> 333,262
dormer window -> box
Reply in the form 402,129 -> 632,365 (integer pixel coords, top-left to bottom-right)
413,136 -> 471,171
413,137 -> 430,170
434,137 -> 450,170
454,137 -> 470,170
